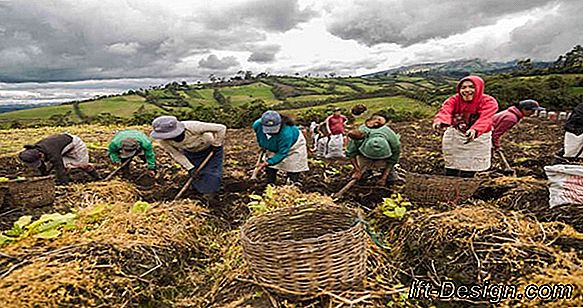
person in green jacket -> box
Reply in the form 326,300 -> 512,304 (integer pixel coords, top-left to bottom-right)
346,115 -> 403,186
108,129 -> 156,177
253,110 -> 309,185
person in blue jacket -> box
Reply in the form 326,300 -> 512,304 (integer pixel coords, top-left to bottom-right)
253,110 -> 309,185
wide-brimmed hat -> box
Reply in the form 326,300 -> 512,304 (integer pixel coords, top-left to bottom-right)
18,148 -> 42,168
120,138 -> 140,158
360,136 -> 392,160
150,116 -> 186,139
260,111 -> 282,134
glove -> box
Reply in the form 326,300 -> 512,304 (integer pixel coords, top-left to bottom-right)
465,129 -> 477,143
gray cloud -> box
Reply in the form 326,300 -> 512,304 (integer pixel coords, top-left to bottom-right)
405,0 -> 583,64
327,0 -> 559,46
198,54 -> 239,70
199,0 -> 317,32
248,44 -> 281,63
0,0 -> 265,82
500,1 -> 583,60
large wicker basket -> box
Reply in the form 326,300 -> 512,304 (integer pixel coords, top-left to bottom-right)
403,172 -> 482,205
0,176 -> 55,207
240,204 -> 367,296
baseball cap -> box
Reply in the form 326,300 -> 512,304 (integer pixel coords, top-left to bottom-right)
260,110 -> 282,134
518,100 -> 544,111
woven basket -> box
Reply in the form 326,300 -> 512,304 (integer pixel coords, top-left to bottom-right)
0,176 -> 55,207
240,204 -> 367,296
403,172 -> 482,205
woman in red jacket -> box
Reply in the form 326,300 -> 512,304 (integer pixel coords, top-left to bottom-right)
433,75 -> 499,178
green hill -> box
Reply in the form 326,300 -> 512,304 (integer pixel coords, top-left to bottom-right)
1,72 -> 581,129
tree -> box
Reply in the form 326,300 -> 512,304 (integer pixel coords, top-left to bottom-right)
517,58 -> 533,71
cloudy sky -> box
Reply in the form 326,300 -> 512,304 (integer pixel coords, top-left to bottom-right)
0,0 -> 581,105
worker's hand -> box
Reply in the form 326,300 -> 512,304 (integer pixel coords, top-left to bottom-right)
256,161 -> 269,172
465,129 -> 477,143
432,122 -> 446,130
147,170 -> 156,177
352,168 -> 363,180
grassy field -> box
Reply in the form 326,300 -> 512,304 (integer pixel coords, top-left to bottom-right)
282,96 -> 437,120
286,94 -> 339,102
183,88 -> 217,107
78,95 -> 158,117
570,87 -> 583,95
353,83 -> 384,92
218,82 -> 279,106
0,104 -> 76,121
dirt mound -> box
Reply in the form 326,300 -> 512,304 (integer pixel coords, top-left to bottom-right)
0,200 -> 221,307
476,176 -> 583,232
389,205 -> 583,288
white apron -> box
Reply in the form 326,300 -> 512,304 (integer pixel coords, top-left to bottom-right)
564,132 -> 583,158
442,127 -> 492,171
266,133 -> 309,173
62,134 -> 89,168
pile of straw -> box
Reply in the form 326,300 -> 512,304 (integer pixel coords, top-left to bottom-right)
389,204 -> 583,286
0,200 -> 220,307
57,180 -> 138,208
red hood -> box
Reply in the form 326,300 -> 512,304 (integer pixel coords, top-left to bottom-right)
508,106 -> 524,119
456,75 -> 484,104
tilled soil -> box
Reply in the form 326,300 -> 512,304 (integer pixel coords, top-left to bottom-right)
0,118 -> 569,230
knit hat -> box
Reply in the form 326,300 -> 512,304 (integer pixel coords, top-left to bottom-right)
150,116 -> 186,139
120,138 -> 140,158
19,148 -> 42,168
260,110 -> 282,134
359,135 -> 392,160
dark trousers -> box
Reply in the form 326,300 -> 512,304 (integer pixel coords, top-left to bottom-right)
266,167 -> 300,185
445,168 -> 476,178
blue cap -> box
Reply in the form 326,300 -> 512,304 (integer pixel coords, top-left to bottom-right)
518,100 -> 544,111
260,111 -> 282,134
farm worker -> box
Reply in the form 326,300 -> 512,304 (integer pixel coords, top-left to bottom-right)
492,100 -> 544,151
563,102 -> 583,159
322,107 -> 348,158
432,75 -> 499,178
309,120 -> 319,151
18,134 -> 100,185
325,107 -> 348,136
253,110 -> 309,185
150,116 -> 226,200
346,114 -> 403,186
108,129 -> 156,177
314,122 -> 331,158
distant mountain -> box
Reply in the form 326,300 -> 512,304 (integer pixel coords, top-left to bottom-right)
362,58 -> 552,78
